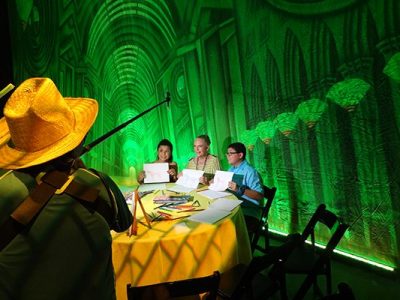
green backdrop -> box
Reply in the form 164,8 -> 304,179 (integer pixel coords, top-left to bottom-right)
6,0 -> 400,269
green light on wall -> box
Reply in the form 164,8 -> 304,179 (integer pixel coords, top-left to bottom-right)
295,98 -> 328,128
274,112 -> 299,136
176,75 -> 186,98
122,139 -> 139,166
326,78 -> 371,112
256,120 -> 277,144
383,52 -> 400,82
240,129 -> 258,151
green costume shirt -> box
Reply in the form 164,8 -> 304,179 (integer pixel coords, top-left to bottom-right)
0,168 -> 121,300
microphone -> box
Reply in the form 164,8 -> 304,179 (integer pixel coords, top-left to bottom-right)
0,83 -> 15,99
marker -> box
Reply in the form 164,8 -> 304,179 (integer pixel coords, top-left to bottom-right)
178,209 -> 205,213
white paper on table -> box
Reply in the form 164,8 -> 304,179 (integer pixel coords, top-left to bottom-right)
175,169 -> 204,188
174,222 -> 191,233
138,183 -> 166,193
143,163 -> 169,183
209,170 -> 234,191
167,184 -> 195,193
209,198 -> 243,211
198,190 -> 232,199
187,208 -> 231,224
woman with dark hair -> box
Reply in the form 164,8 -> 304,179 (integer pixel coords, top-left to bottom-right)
137,139 -> 177,183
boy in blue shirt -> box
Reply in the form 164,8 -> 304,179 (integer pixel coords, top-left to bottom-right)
226,142 -> 263,217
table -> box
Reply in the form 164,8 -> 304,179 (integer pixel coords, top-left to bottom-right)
112,186 -> 252,300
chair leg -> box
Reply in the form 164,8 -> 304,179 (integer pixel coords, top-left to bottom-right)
326,261 -> 332,295
279,274 -> 288,300
264,224 -> 269,251
271,263 -> 288,300
293,271 -> 318,300
312,277 -> 320,297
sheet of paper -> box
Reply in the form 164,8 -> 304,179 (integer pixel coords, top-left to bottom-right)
143,163 -> 169,183
209,198 -> 243,211
138,183 -> 166,193
198,190 -> 232,199
175,169 -> 204,188
167,184 -> 195,194
209,170 -> 234,191
187,208 -> 231,224
174,222 -> 191,233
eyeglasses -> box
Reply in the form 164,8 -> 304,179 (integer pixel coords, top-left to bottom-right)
226,152 -> 238,156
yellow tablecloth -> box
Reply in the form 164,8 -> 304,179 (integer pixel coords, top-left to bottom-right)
112,187 -> 252,300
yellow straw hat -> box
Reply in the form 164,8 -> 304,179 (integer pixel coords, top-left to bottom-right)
0,77 -> 98,170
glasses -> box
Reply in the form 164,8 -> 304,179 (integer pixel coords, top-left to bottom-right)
226,152 -> 238,156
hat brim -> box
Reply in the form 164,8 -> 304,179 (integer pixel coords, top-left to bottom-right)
0,97 -> 98,170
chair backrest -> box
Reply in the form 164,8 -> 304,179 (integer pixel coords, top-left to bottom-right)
260,185 -> 277,221
300,204 -> 348,250
228,237 -> 300,299
250,186 -> 276,251
127,271 -> 220,300
293,205 -> 349,300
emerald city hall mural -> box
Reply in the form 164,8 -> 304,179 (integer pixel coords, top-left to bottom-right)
3,0 -> 400,270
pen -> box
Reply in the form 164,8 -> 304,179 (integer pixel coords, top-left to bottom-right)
152,214 -> 163,222
159,207 -> 175,212
157,210 -> 172,217
178,209 -> 205,213
155,203 -> 169,209
174,205 -> 194,209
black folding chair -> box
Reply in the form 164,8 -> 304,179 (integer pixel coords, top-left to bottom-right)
272,204 -> 349,300
127,271 -> 220,300
218,236 -> 301,299
245,185 -> 277,253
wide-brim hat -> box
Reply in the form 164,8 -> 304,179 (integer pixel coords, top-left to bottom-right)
0,77 -> 98,170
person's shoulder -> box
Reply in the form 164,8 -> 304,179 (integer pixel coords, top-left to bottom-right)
242,160 -> 257,172
75,168 -> 98,178
0,169 -> 13,180
209,154 -> 219,160
73,168 -> 105,186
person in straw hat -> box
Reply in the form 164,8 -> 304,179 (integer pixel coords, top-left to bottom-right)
0,78 -> 131,300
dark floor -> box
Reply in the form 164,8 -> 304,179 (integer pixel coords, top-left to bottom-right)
251,236 -> 400,300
